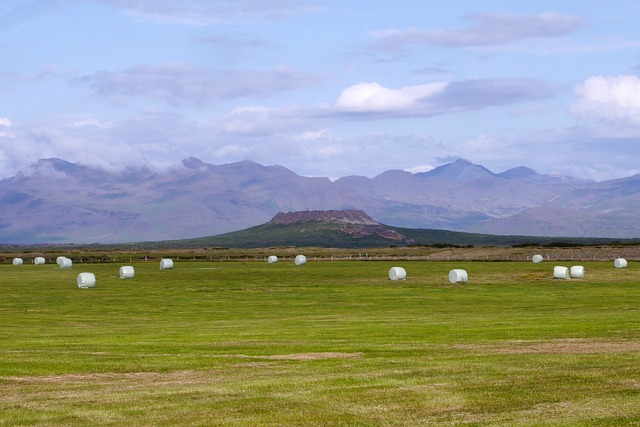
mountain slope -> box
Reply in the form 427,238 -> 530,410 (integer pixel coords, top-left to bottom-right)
335,158 -> 578,229
1,157 -> 639,244
0,158 -> 374,243
417,158 -> 496,181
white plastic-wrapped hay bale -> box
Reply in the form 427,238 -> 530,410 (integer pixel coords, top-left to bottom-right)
119,266 -> 135,279
614,258 -> 627,268
532,254 -> 544,264
388,266 -> 407,281
570,265 -> 585,279
56,256 -> 66,267
77,272 -> 96,289
449,269 -> 468,284
267,255 -> 278,264
59,257 -> 72,269
294,255 -> 307,266
553,266 -> 570,279
33,257 -> 45,265
12,258 -> 23,265
159,258 -> 174,270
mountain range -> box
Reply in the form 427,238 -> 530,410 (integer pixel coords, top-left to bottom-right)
1,157 -> 639,244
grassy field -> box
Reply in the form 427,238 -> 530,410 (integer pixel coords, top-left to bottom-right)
2,258 -> 640,426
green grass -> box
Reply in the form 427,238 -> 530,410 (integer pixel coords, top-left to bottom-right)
2,259 -> 640,425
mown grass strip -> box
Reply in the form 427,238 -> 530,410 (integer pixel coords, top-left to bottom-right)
1,260 -> 640,425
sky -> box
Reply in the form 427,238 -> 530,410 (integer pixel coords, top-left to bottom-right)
2,0 -> 640,181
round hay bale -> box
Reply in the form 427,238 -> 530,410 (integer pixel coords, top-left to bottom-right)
553,266 -> 570,279
294,255 -> 307,265
159,258 -> 174,270
119,266 -> 135,279
614,258 -> 627,268
56,256 -> 66,266
448,269 -> 468,284
12,258 -> 23,266
388,266 -> 407,281
77,272 -> 96,289
59,257 -> 72,269
33,257 -> 46,265
570,265 -> 585,279
532,254 -> 544,263
267,255 -> 278,264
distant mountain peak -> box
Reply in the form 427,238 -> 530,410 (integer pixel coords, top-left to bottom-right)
18,158 -> 81,178
417,158 -> 496,181
181,157 -> 206,169
269,209 -> 380,225
499,166 -> 539,179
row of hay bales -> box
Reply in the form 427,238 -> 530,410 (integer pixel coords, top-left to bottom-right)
388,266 -> 469,284
536,254 -> 629,280
533,254 -> 628,268
269,255 -> 467,284
78,259 -> 174,289
11,256 -> 175,289
266,255 -> 307,265
551,262 -> 629,279
553,265 -> 585,279
78,255 -> 311,288
11,256 -> 74,267
10,257 -> 174,268
389,256 -> 632,284
76,266 -> 138,288
12,257 -> 46,265
10,253 -> 633,288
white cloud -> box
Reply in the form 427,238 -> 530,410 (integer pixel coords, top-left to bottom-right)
223,106 -> 272,134
67,118 -> 114,129
335,82 -> 446,112
0,117 -> 12,127
460,135 -> 498,152
297,129 -> 330,141
570,75 -> 640,124
292,130 -> 347,159
331,79 -> 554,118
79,63 -> 311,106
212,144 -> 249,158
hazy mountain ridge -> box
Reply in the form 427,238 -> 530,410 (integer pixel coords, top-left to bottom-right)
0,157 -> 638,244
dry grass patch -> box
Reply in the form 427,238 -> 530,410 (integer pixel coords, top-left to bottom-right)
256,352 -> 364,361
2,369 -> 224,388
454,338 -> 640,355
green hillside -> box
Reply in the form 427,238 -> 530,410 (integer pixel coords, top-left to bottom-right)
139,220 -> 632,249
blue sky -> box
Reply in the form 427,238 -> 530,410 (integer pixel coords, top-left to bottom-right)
2,0 -> 640,180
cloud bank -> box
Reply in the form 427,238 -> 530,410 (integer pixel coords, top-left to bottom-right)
78,63 -> 311,106
571,75 -> 640,124
2,1 -> 639,183
370,12 -> 585,50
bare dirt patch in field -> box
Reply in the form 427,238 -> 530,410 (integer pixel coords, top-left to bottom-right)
454,339 -> 640,355
3,370 -> 213,386
2,353 -> 364,387
255,352 -> 364,361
